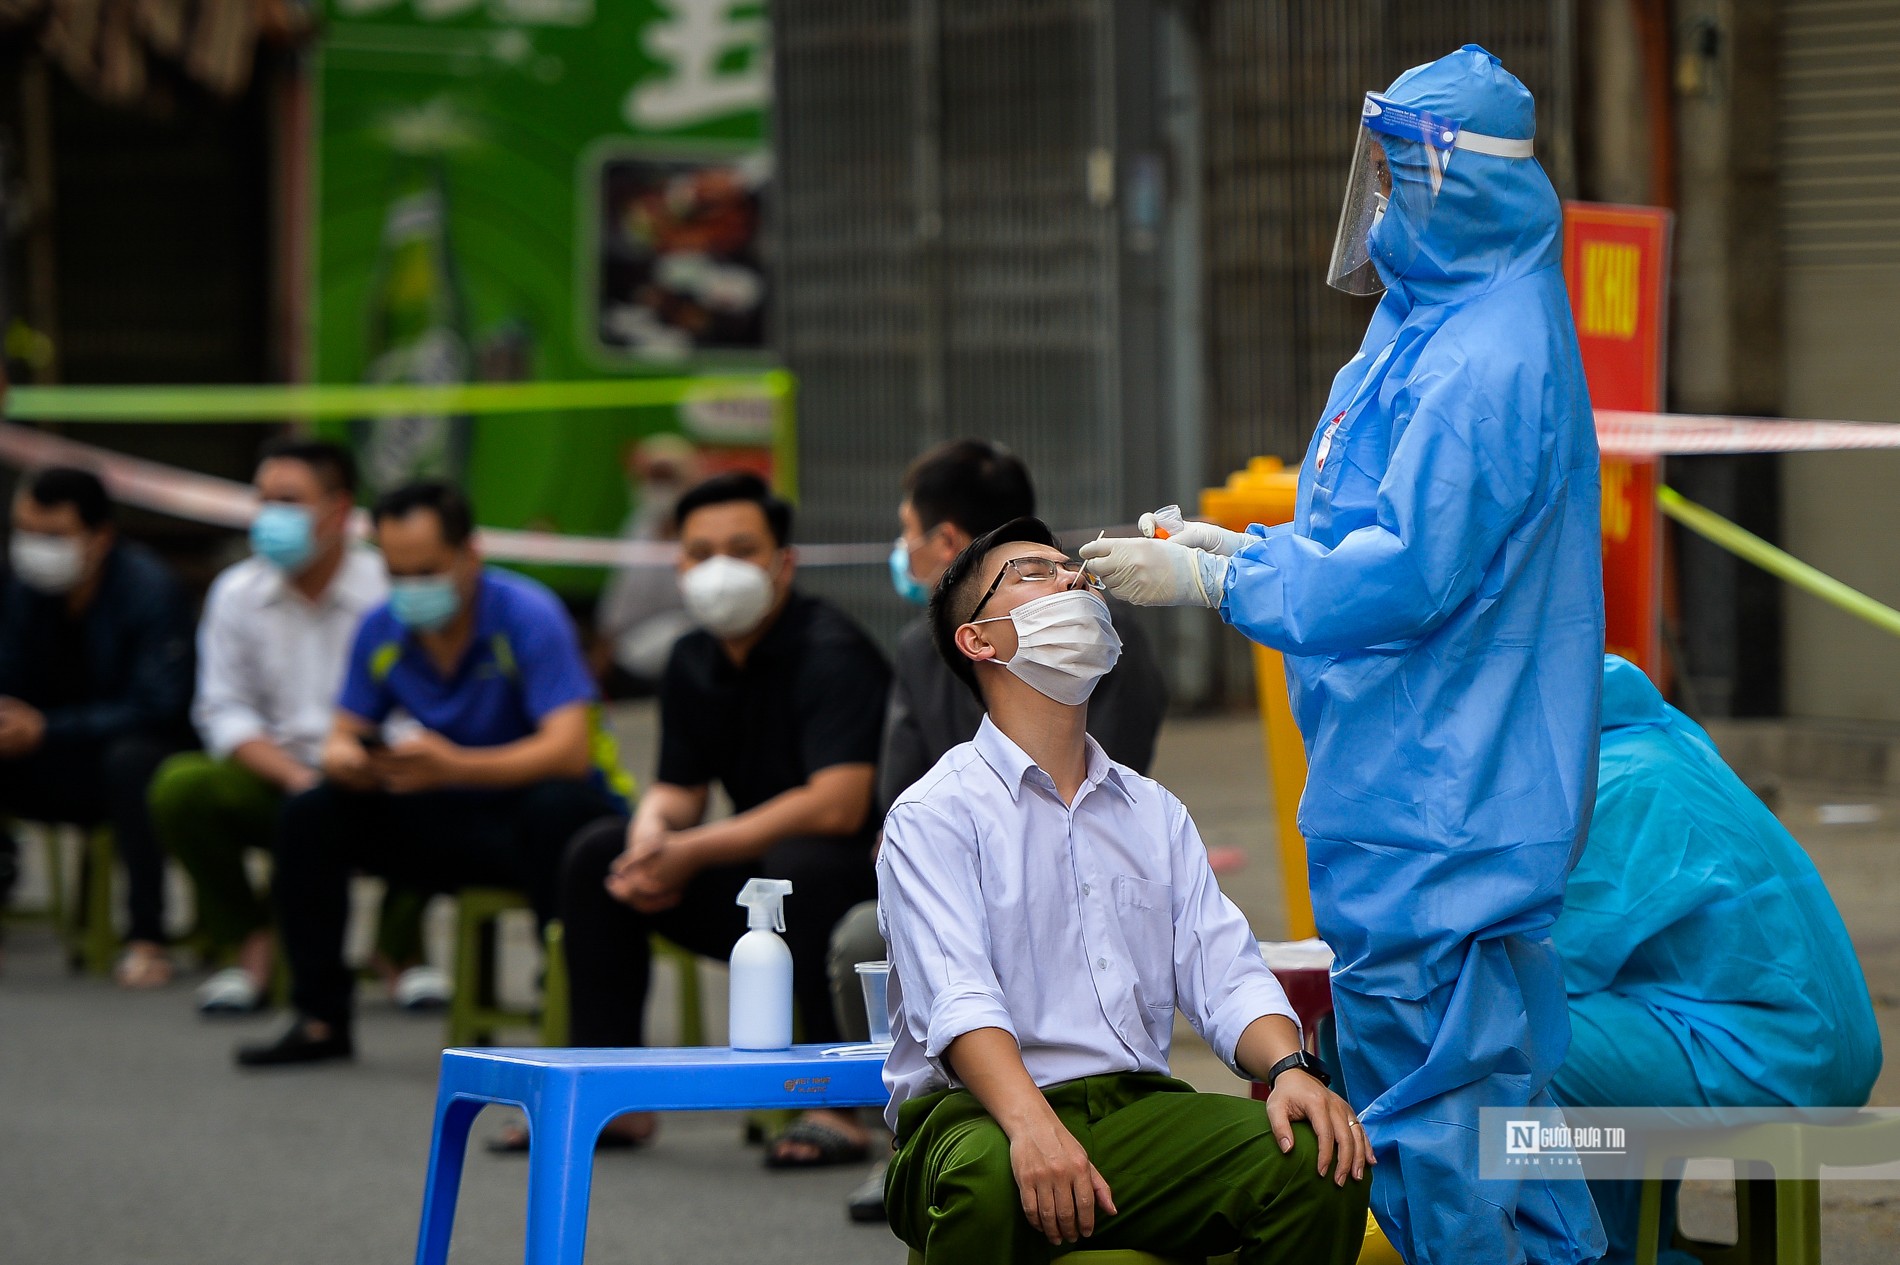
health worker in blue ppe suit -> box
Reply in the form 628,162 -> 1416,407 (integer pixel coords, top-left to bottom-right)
1553,655 -> 1882,1265
1083,46 -> 1607,1265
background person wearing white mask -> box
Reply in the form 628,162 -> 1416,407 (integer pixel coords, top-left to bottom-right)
550,472 -> 891,1164
0,465 -> 193,989
149,439 -> 399,1016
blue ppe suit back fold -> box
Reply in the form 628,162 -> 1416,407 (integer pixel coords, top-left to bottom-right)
1219,46 -> 1606,1265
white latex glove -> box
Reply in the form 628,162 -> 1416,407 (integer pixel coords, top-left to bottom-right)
1137,513 -> 1253,556
1079,537 -> 1231,608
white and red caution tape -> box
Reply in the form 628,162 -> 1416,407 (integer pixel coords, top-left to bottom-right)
0,410 -> 1894,568
1596,410 -> 1900,457
0,421 -> 884,568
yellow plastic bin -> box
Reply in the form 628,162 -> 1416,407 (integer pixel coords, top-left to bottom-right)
1197,458 -> 1315,940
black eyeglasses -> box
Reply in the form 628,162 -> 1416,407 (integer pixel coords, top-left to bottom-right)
968,556 -> 1105,621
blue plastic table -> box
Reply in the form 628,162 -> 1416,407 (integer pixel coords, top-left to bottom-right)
415,1044 -> 890,1265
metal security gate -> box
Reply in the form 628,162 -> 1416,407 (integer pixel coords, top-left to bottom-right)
1778,0 -> 1900,721
774,0 -> 1177,649
1196,1 -> 1572,472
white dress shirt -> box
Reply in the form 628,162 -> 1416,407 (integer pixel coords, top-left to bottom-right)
192,550 -> 388,767
876,716 -> 1297,1129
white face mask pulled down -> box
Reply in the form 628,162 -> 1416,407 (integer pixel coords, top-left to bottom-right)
972,588 -> 1123,706
679,554 -> 780,639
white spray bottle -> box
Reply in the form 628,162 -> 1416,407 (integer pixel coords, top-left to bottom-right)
729,878 -> 795,1050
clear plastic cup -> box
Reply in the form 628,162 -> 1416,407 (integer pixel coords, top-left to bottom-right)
855,960 -> 893,1046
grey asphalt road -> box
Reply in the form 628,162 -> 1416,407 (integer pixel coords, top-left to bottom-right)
1,705 -> 1894,1263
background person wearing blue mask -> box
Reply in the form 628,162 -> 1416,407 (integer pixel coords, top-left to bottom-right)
238,480 -> 628,1067
151,439 -> 397,1016
1553,655 -> 1883,1265
1083,46 -> 1607,1265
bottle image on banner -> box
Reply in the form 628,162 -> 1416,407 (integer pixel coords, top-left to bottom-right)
355,164 -> 472,495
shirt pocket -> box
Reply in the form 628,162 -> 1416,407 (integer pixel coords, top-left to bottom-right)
1112,875 -> 1176,1015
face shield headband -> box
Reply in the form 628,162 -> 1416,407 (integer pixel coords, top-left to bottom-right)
1326,93 -> 1536,295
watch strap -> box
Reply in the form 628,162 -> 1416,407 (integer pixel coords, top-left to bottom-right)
1265,1050 -> 1331,1090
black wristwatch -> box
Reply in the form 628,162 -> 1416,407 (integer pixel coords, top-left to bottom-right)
1265,1050 -> 1331,1091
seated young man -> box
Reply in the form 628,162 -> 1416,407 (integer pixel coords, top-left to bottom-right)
237,480 -> 626,1066
880,518 -> 1370,1264
152,438 -> 409,1015
554,472 -> 889,1162
0,467 -> 193,988
1550,655 -> 1883,1265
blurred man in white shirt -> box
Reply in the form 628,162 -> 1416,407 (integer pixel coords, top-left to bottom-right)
150,439 -> 389,1014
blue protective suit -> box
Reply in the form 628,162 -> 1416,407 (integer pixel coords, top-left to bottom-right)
1551,655 -> 1882,1265
1220,47 -> 1606,1265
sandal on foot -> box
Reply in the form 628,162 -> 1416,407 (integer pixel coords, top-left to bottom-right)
486,1121 -> 654,1155
115,945 -> 174,990
764,1119 -> 870,1170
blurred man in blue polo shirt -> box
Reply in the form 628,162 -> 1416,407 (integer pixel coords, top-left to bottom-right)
237,481 -> 628,1067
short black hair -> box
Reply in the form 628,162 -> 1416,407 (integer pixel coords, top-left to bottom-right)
371,480 -> 474,547
258,436 -> 359,496
903,439 -> 1035,538
674,471 -> 792,546
23,466 -> 112,529
929,515 -> 1061,698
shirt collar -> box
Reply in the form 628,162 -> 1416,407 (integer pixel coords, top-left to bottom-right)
258,548 -> 385,612
972,714 -> 1137,806
332,548 -> 388,609
255,561 -> 295,608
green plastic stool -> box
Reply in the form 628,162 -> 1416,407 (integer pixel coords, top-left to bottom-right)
447,888 -> 539,1047
539,920 -> 572,1046
446,887 -> 706,1048
0,823 -> 117,973
900,1214 -> 1388,1263
1635,1114 -> 1900,1265
36,825 -> 120,975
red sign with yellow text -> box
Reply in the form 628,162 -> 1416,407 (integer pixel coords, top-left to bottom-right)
1563,202 -> 1672,680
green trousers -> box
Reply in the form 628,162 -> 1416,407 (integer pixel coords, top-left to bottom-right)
150,754 -> 427,963
886,1073 -> 1370,1265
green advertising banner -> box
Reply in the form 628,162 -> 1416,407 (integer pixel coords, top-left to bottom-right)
311,0 -> 775,589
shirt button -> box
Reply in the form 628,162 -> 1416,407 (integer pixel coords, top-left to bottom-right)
1097,957 -> 1108,970
1080,883 -> 1091,896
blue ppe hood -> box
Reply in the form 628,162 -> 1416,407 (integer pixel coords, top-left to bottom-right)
1373,44 -> 1561,305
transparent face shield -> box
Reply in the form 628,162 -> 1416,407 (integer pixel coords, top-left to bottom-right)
1326,93 -> 1534,295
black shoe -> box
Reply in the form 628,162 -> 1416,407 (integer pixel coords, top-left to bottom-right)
235,1019 -> 354,1068
845,1163 -> 888,1224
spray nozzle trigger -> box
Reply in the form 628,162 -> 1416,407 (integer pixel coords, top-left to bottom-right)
736,877 -> 793,932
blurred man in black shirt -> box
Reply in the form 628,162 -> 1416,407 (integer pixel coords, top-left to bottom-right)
0,467 -> 192,987
549,473 -> 890,1165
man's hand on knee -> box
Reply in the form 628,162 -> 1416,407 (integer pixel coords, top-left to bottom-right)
1265,1071 -> 1374,1186
1007,1117 -> 1117,1246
